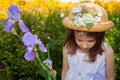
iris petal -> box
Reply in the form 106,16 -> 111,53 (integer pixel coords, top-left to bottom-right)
24,50 -> 34,61
19,20 -> 29,33
1,19 -> 8,26
39,42 -> 47,52
43,59 -> 52,66
22,32 -> 37,46
3,19 -> 15,32
8,6 -> 21,21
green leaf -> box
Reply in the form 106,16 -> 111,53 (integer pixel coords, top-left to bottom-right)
92,12 -> 97,17
86,23 -> 93,29
82,9 -> 89,14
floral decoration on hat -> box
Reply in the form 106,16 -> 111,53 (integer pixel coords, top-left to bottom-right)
62,3 -> 114,32
72,6 -> 102,29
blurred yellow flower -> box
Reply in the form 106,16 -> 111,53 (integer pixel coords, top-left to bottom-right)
0,0 -> 120,20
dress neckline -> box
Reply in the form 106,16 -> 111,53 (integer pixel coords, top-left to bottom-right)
76,49 -> 87,56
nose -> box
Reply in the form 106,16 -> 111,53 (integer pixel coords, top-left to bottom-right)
82,42 -> 88,49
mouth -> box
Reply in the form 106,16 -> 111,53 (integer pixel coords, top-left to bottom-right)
81,48 -> 88,52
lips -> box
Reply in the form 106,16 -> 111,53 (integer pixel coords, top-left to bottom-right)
80,48 -> 88,53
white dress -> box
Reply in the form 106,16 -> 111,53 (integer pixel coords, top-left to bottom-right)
65,45 -> 106,80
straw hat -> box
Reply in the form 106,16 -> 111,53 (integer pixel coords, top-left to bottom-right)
62,3 -> 114,32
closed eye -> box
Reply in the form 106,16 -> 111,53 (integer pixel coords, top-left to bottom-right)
76,38 -> 83,42
88,40 -> 95,42
76,38 -> 96,42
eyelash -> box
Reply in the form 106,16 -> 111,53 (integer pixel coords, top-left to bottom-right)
88,40 -> 94,42
77,40 -> 95,42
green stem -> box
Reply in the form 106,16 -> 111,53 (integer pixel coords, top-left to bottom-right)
47,49 -> 50,59
16,34 -> 22,41
12,28 -> 22,42
46,44 -> 50,59
34,48 -> 56,80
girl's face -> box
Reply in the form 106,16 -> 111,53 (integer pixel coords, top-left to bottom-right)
74,31 -> 96,52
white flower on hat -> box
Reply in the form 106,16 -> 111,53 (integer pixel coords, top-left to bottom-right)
72,6 -> 102,29
97,12 -> 102,17
72,7 -> 82,13
93,12 -> 102,25
73,16 -> 85,27
82,13 -> 94,24
94,16 -> 101,25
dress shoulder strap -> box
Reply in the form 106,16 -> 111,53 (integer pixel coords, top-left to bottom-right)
102,42 -> 107,54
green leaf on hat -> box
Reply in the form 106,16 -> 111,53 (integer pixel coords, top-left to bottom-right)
92,12 -> 97,17
82,9 -> 89,14
86,23 -> 93,29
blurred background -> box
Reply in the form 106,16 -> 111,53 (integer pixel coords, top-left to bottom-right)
0,0 -> 120,80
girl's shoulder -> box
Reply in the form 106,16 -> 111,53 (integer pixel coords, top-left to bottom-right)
63,44 -> 68,51
106,45 -> 113,51
63,45 -> 68,55
104,44 -> 114,61
105,45 -> 114,55
103,42 -> 114,54
63,43 -> 69,53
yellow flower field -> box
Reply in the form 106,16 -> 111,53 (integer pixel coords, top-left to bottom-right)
0,0 -> 119,20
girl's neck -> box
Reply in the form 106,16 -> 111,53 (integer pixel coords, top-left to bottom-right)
77,47 -> 89,54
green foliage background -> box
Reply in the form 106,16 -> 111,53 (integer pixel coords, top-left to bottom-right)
0,2 -> 120,80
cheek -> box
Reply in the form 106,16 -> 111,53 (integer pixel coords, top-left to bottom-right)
75,40 -> 81,45
89,41 -> 96,48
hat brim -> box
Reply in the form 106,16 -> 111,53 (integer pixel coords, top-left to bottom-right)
62,17 -> 114,32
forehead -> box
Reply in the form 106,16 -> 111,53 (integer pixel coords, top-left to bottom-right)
74,31 -> 85,36
74,31 -> 95,40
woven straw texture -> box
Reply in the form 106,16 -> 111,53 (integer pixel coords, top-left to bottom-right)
62,3 -> 114,32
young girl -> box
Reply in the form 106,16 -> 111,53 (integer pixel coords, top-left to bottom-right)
61,3 -> 114,80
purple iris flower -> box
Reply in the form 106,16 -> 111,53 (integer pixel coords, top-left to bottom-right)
1,5 -> 29,33
22,32 -> 47,61
43,59 -> 52,66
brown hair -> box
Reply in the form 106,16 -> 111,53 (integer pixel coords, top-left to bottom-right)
63,29 -> 105,62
